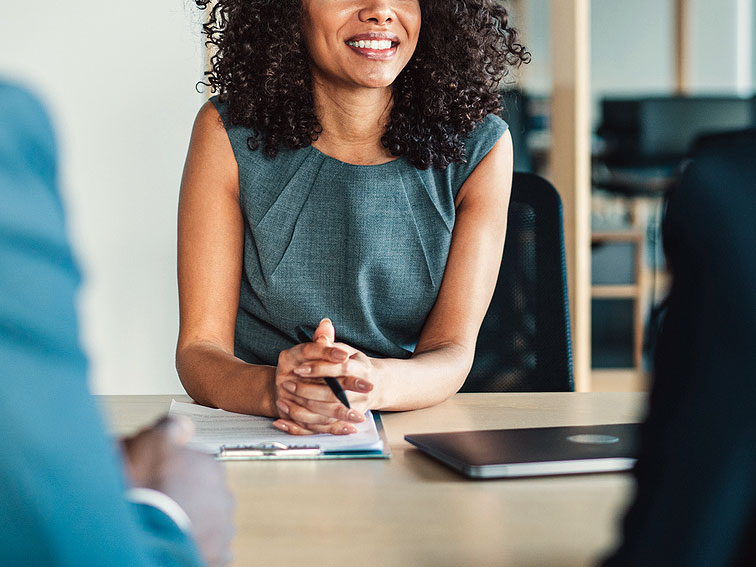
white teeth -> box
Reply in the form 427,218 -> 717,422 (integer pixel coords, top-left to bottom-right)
347,39 -> 394,50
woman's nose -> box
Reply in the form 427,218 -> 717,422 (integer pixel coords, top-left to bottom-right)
358,1 -> 395,25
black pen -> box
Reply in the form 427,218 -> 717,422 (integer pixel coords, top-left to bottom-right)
324,377 -> 351,409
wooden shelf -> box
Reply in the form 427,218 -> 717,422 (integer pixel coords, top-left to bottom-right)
590,218 -> 650,378
591,230 -> 644,243
591,284 -> 640,298
592,369 -> 650,392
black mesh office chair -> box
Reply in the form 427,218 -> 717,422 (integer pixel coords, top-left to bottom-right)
461,172 -> 574,392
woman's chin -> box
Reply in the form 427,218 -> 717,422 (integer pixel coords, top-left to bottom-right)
348,71 -> 400,90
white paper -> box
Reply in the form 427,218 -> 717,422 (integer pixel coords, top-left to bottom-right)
169,400 -> 384,454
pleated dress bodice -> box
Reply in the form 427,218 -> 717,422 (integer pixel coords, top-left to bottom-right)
210,96 -> 508,364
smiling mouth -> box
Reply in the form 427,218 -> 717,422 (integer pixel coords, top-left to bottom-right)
344,37 -> 399,60
346,39 -> 397,51
344,31 -> 401,59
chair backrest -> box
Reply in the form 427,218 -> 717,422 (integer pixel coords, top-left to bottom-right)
689,127 -> 756,157
461,172 -> 574,392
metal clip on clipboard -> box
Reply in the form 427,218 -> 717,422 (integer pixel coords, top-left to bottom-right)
218,441 -> 322,460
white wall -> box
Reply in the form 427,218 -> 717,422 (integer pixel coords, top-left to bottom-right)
688,0 -> 754,94
0,1 -> 207,394
520,0 -> 674,95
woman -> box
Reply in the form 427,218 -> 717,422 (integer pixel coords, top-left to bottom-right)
176,0 -> 529,435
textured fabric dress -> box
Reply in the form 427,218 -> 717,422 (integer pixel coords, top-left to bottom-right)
211,96 -> 508,364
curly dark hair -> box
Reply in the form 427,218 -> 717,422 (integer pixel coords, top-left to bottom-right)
195,0 -> 530,170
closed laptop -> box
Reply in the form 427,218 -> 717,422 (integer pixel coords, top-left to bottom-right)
405,423 -> 639,479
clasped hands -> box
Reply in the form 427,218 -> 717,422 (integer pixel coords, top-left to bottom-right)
273,318 -> 379,435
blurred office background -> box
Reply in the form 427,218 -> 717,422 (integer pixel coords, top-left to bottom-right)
0,1 -> 753,394
507,0 -> 755,391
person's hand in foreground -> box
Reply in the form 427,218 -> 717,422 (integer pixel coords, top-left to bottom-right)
122,415 -> 235,567
273,318 -> 381,435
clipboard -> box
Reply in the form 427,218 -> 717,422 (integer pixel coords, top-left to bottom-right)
216,411 -> 391,461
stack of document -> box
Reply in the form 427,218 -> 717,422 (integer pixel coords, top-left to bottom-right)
169,400 -> 386,458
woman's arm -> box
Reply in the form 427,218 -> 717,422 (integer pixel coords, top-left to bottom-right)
273,129 -> 513,433
175,101 -> 279,416
375,129 -> 514,410
177,104 -> 367,429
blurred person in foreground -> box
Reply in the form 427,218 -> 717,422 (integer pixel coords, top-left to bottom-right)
604,129 -> 756,565
0,81 -> 234,566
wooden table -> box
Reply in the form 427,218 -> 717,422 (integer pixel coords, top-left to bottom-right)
99,393 -> 646,567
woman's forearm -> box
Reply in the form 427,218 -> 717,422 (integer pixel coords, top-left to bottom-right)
371,343 -> 473,412
177,340 -> 472,416
176,341 -> 278,416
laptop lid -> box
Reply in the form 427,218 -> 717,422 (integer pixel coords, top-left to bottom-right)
405,423 -> 639,479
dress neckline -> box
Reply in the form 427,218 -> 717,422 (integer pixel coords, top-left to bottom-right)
309,145 -> 403,169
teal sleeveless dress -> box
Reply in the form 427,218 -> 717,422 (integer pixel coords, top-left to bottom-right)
210,96 -> 508,364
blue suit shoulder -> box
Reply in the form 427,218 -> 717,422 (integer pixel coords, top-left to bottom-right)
0,80 -> 203,567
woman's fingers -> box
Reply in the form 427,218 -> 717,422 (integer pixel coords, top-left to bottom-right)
273,326 -> 372,437
283,390 -> 365,423
300,342 -> 349,363
277,342 -> 349,372
272,419 -> 316,435
291,363 -> 373,392
302,397 -> 366,423
276,397 -> 354,427
283,376 -> 371,403
272,418 -> 358,436
312,318 -> 336,345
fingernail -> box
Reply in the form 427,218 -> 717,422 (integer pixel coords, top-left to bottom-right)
276,400 -> 289,415
331,349 -> 349,362
356,379 -> 370,391
282,381 -> 296,393
319,318 -> 332,325
276,422 -> 289,432
293,366 -> 311,375
348,410 -> 364,422
343,426 -> 356,434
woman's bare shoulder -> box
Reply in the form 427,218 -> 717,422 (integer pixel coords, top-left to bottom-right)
183,100 -> 238,196
191,100 -> 235,159
192,100 -> 228,142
